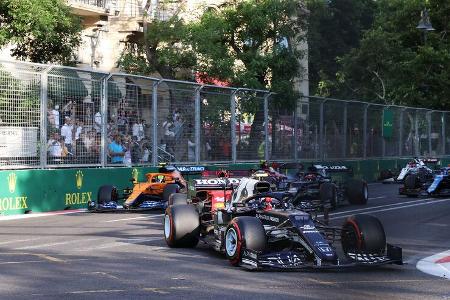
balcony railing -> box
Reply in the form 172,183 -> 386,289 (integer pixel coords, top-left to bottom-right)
68,0 -> 108,9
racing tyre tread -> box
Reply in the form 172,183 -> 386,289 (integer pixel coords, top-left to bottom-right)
346,179 -> 368,205
320,182 -> 337,209
97,185 -> 118,205
164,205 -> 199,248
225,217 -> 266,266
341,214 -> 386,255
168,193 -> 188,206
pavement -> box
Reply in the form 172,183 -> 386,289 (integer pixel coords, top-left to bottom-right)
0,183 -> 449,299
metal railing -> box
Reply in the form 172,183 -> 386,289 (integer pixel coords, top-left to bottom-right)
0,59 -> 449,170
68,0 -> 109,8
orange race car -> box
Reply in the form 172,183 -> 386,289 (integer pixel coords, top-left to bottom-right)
88,165 -> 192,212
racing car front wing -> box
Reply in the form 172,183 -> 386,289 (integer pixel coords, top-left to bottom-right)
88,200 -> 167,212
240,243 -> 403,271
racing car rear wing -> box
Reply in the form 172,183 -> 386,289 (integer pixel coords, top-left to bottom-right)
313,165 -> 352,173
201,170 -> 251,178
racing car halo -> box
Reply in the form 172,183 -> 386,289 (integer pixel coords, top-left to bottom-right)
163,178 -> 402,271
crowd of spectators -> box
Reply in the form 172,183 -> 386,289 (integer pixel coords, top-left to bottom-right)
46,98 -> 223,165
46,97 -> 155,165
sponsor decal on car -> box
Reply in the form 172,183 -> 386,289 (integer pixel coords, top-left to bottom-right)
194,178 -> 240,186
176,166 -> 206,173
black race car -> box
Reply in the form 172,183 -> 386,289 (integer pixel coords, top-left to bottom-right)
163,188 -> 402,270
288,165 -> 368,210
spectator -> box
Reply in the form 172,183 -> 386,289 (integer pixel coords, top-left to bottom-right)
163,116 -> 175,154
62,100 -> 75,121
94,111 -> 102,133
132,119 -> 145,142
48,105 -> 60,129
141,143 -> 150,163
173,113 -> 184,140
74,119 -> 84,155
117,109 -> 129,134
108,134 -> 125,164
60,117 -> 74,155
83,130 -> 96,153
188,137 -> 195,161
47,132 -> 63,158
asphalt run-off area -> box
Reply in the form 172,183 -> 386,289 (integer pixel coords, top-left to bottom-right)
0,183 -> 449,300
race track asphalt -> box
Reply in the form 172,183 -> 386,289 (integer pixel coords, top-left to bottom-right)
0,183 -> 449,300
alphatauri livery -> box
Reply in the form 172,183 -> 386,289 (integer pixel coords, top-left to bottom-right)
163,181 -> 402,270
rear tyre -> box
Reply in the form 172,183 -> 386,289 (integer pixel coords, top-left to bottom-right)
97,185 -> 118,205
225,217 -> 266,266
404,174 -> 420,198
164,205 -> 199,248
320,182 -> 337,209
346,179 -> 368,205
341,214 -> 386,255
168,193 -> 188,206
404,174 -> 419,189
163,183 -> 179,202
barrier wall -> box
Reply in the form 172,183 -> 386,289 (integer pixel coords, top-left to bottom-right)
1,158 -> 449,216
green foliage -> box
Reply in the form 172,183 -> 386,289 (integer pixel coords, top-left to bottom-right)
0,0 -> 81,64
117,15 -> 196,80
0,70 -> 40,126
118,0 -> 306,109
336,0 -> 450,109
306,0 -> 377,97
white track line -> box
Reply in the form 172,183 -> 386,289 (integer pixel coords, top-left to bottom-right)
329,197 -> 441,216
15,238 -> 100,250
329,198 -> 450,220
0,209 -> 86,221
103,214 -> 164,223
75,237 -> 162,252
369,196 -> 385,200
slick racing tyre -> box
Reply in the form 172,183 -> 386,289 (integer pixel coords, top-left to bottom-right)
404,174 -> 419,189
164,205 -> 199,248
97,185 -> 118,205
341,214 -> 386,255
168,193 -> 188,206
163,183 -> 179,202
346,179 -> 368,205
404,174 -> 420,198
225,217 -> 266,266
319,182 -> 337,209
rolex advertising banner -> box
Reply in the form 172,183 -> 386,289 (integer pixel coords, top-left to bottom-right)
2,158 -> 450,216
0,167 -> 159,215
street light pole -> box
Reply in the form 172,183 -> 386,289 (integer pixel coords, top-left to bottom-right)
416,8 -> 435,44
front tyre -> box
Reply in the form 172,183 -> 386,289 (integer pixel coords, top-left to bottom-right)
164,205 -> 199,248
341,214 -> 386,255
225,217 -> 266,266
97,185 -> 118,205
320,182 -> 337,209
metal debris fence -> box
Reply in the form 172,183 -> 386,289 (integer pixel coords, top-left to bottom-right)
0,59 -> 449,170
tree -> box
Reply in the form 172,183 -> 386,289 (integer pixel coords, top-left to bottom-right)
306,0 -> 377,97
0,0 -> 81,64
189,0 -> 307,156
118,14 -> 196,80
335,0 -> 450,109
119,0 -> 307,157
